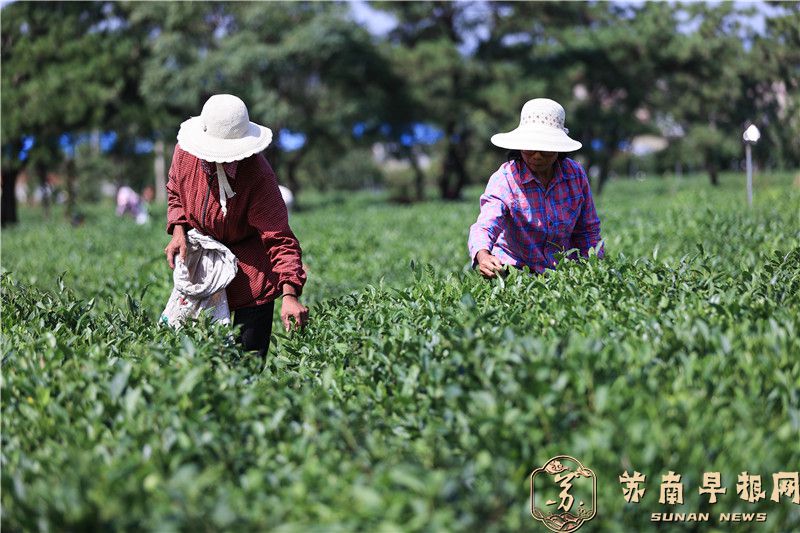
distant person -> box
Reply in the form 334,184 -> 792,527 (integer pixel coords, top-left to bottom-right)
142,185 -> 155,203
279,185 -> 294,212
116,185 -> 149,225
468,98 -> 603,278
140,185 -> 155,223
15,179 -> 28,204
164,94 -> 308,359
33,179 -> 53,206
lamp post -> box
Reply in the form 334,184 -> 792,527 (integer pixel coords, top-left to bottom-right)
742,124 -> 760,208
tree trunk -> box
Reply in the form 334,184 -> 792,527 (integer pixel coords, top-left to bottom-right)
36,161 -> 51,219
1,139 -> 24,227
594,132 -> 620,195
414,163 -> 424,202
705,155 -> 719,186
448,145 -> 469,200
439,121 -> 469,201
583,153 -> 597,191
153,138 -> 167,204
285,158 -> 300,193
439,154 -> 450,199
64,158 -> 76,221
1,168 -> 19,227
91,129 -> 101,155
405,147 -> 425,201
265,141 -> 281,171
596,156 -> 612,195
284,150 -> 305,210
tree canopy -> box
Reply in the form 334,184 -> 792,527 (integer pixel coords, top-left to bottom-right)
1,0 -> 797,223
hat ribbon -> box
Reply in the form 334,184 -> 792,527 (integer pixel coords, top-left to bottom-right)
215,163 -> 236,217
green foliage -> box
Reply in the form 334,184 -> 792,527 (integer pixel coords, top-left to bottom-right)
2,173 -> 799,530
473,1 -> 800,187
72,145 -> 154,203
751,3 -> 800,168
374,1 -> 491,199
1,2 -> 145,144
679,125 -> 740,166
72,146 -> 112,203
3,1 -> 798,207
384,167 -> 421,204
314,148 -> 384,192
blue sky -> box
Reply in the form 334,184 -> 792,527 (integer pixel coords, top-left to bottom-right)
349,0 -> 397,35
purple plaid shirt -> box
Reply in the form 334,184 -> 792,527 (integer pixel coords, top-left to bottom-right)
468,157 -> 603,272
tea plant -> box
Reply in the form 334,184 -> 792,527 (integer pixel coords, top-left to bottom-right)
2,173 -> 799,531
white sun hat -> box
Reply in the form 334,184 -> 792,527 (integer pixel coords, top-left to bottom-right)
177,94 -> 273,163
491,98 -> 582,152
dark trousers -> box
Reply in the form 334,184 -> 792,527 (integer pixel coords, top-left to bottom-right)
232,302 -> 274,359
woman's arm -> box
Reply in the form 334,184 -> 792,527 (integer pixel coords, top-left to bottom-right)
247,163 -> 307,298
165,148 -> 188,268
247,164 -> 308,330
166,149 -> 189,235
569,170 -> 604,258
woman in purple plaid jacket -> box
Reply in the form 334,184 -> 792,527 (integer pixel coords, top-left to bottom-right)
468,98 -> 603,278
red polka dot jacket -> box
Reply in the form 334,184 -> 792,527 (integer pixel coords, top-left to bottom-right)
166,144 -> 306,309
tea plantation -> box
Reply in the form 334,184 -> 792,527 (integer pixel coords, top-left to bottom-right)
2,173 -> 799,531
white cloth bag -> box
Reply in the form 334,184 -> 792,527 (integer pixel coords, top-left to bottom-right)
160,229 -> 238,328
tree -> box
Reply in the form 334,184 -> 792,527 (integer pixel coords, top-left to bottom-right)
133,2 -> 404,204
125,1 -> 229,203
661,3 -> 761,185
486,2 -> 696,192
749,2 -> 800,169
227,2 -> 405,200
1,1 -> 146,221
375,1 -> 491,200
475,2 -> 784,190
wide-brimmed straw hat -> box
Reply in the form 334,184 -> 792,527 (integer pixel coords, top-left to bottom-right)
177,94 -> 273,163
491,98 -> 582,152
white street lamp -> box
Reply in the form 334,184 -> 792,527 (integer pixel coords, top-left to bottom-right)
743,124 -> 760,208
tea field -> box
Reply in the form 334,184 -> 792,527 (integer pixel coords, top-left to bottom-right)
2,172 -> 799,531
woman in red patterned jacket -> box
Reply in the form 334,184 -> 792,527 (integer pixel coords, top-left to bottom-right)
164,94 -> 308,358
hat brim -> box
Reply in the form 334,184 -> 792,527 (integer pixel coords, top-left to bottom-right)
177,116 -> 273,163
491,126 -> 582,152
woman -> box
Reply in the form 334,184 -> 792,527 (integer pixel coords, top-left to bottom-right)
164,94 -> 308,357
468,98 -> 603,278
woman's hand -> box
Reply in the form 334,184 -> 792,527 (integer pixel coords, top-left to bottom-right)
165,225 -> 187,269
476,249 -> 506,279
280,294 -> 309,332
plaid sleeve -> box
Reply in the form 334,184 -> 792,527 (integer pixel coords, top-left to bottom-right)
570,170 -> 604,258
468,172 -> 509,265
